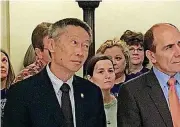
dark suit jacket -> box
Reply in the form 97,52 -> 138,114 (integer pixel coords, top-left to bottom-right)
117,69 -> 173,127
3,68 -> 106,127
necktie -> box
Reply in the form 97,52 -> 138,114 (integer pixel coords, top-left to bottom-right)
168,77 -> 180,127
60,83 -> 74,127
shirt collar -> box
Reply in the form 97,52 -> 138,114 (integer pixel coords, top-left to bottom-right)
174,72 -> 180,84
153,67 -> 180,87
46,64 -> 74,94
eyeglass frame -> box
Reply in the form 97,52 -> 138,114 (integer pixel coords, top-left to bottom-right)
129,47 -> 144,53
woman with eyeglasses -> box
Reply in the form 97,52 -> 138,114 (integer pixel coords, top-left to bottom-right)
120,30 -> 150,80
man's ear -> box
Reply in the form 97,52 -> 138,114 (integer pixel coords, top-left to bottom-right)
87,75 -> 92,81
48,38 -> 55,53
35,48 -> 43,59
146,50 -> 156,64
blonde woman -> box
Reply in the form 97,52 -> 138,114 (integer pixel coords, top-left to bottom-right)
96,39 -> 130,97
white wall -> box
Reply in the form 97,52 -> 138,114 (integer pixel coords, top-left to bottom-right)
1,1 -> 10,54
7,0 -> 180,76
95,1 -> 180,50
9,0 -> 83,75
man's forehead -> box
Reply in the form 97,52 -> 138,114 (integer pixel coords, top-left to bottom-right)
153,24 -> 178,34
153,25 -> 179,39
61,28 -> 90,42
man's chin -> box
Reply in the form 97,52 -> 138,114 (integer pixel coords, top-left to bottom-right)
171,65 -> 180,73
70,67 -> 82,73
175,69 -> 180,73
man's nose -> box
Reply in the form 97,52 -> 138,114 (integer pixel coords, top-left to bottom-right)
75,45 -> 84,56
132,49 -> 139,54
112,58 -> 117,65
174,44 -> 180,57
105,71 -> 110,79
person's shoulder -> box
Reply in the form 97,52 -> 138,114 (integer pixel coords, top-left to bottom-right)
74,75 -> 100,90
74,75 -> 96,86
13,62 -> 38,84
7,71 -> 46,102
17,62 -> 37,75
122,71 -> 151,92
73,75 -> 103,101
12,73 -> 38,88
142,67 -> 150,73
12,69 -> 44,91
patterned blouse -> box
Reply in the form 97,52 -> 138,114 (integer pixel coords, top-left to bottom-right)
13,58 -> 45,84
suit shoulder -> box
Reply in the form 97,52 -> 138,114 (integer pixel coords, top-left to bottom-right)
13,72 -> 41,86
9,72 -> 42,94
74,75 -> 100,90
122,71 -> 150,93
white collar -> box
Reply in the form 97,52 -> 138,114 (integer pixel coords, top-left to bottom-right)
46,64 -> 74,94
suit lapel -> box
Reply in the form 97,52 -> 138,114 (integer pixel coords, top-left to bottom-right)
73,76 -> 86,127
146,69 -> 173,127
38,68 -> 65,127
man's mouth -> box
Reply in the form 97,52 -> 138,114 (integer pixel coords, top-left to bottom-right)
71,60 -> 82,64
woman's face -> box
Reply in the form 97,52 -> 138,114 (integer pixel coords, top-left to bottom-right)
128,44 -> 144,66
104,46 -> 126,76
89,59 -> 115,91
1,52 -> 9,80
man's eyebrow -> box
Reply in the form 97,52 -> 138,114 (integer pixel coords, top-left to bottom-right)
85,40 -> 91,43
163,43 -> 174,49
97,68 -> 104,70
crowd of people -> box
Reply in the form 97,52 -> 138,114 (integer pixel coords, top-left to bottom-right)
1,18 -> 180,127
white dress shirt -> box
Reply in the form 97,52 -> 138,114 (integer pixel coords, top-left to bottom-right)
46,65 -> 76,127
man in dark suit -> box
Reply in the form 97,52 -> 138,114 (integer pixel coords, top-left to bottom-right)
117,23 -> 180,127
4,18 -> 106,127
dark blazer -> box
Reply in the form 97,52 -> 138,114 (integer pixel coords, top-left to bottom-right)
117,69 -> 173,127
3,68 -> 106,127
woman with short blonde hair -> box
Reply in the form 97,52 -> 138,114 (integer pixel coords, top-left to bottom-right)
96,39 -> 130,97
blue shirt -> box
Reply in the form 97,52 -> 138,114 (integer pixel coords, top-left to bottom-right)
153,67 -> 180,106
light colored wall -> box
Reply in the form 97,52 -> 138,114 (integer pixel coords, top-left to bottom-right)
5,0 -> 180,77
95,0 -> 180,50
1,1 -> 10,54
9,0 -> 83,75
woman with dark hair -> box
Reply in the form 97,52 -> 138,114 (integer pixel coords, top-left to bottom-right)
86,55 -> 117,127
120,30 -> 150,79
1,49 -> 15,125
